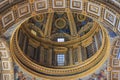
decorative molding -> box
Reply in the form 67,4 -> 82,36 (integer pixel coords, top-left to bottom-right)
0,0 -> 120,36
0,0 -> 8,5
87,2 -> 101,16
34,0 -> 48,11
111,71 -> 120,80
2,11 -> 15,28
108,38 -> 120,80
113,48 -> 119,56
18,3 -> 31,18
0,42 -> 5,48
2,61 -> 11,70
115,39 -> 120,46
0,39 -> 14,80
111,0 -> 120,7
112,58 -> 120,67
52,0 -> 66,8
0,50 -> 9,58
3,74 -> 11,80
70,0 -> 82,10
104,9 -> 116,26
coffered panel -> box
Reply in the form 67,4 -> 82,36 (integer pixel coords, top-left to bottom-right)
111,71 -> 120,80
52,0 -> 66,8
113,48 -> 119,56
34,0 -> 48,11
0,42 -> 5,48
104,9 -> 117,26
70,0 -> 82,10
2,11 -> 15,28
0,50 -> 9,58
112,58 -> 120,67
2,61 -> 11,70
18,3 -> 31,18
3,74 -> 11,80
115,39 -> 120,46
87,2 -> 101,16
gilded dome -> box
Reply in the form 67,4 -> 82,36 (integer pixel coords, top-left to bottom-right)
10,12 -> 110,79
1,0 -> 120,80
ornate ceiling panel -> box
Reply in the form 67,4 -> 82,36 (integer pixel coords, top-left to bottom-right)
0,0 -> 120,36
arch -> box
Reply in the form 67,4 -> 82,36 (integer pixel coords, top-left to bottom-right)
0,38 -> 14,80
108,38 -> 120,80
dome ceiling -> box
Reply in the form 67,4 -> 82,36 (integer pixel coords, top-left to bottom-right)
26,12 -> 93,42
0,0 -> 120,80
10,11 -> 110,79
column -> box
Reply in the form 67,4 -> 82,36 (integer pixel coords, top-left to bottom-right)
94,35 -> 98,50
23,36 -> 27,54
81,46 -> 87,61
78,46 -> 82,62
40,47 -> 44,65
69,48 -> 73,65
48,49 -> 52,66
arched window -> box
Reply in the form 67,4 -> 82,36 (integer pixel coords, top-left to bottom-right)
57,54 -> 65,66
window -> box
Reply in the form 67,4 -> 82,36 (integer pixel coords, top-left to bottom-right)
57,38 -> 65,42
57,54 -> 65,66
86,44 -> 94,58
118,21 -> 120,32
117,49 -> 120,59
